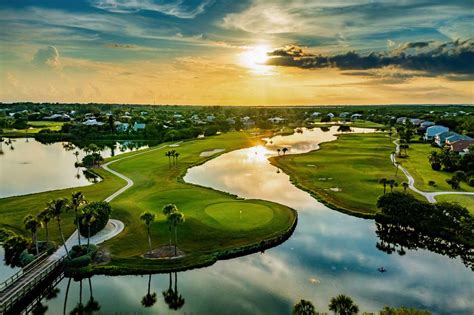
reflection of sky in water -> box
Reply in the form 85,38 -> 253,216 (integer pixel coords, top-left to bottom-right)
5,127 -> 473,314
0,139 -> 147,198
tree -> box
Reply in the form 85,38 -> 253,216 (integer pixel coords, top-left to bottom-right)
379,178 -> 388,194
81,207 -> 98,251
167,211 -> 185,256
140,211 -> 156,255
453,170 -> 467,182
37,207 -> 52,245
394,161 -> 400,176
141,274 -> 157,308
293,299 -> 316,315
277,148 -> 281,156
162,204 -> 178,247
23,215 -> 42,255
428,151 -> 441,170
389,179 -> 398,192
402,182 -> 409,193
47,198 -> 71,258
380,306 -> 431,315
165,151 -> 172,168
446,177 -> 460,190
174,152 -> 180,165
70,192 -> 87,246
282,147 -> 288,155
163,272 -> 185,310
328,294 -> 359,315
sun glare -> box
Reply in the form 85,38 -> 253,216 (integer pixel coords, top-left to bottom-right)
240,45 -> 272,75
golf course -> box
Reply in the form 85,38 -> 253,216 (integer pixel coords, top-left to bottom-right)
0,131 -> 297,273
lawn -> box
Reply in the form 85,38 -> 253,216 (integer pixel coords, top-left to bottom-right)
1,121 -> 64,136
399,143 -> 474,192
0,131 -> 297,273
435,194 -> 474,214
270,133 -> 405,216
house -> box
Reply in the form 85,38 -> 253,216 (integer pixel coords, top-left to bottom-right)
420,121 -> 435,129
351,114 -> 363,121
43,113 -> 71,121
424,125 -> 449,141
311,112 -> 321,117
120,115 -> 132,120
409,118 -> 423,126
449,140 -> 474,155
434,131 -> 458,147
140,111 -> 148,116
445,134 -> 472,146
339,112 -> 350,118
396,117 -> 407,124
226,118 -> 236,124
133,122 -> 146,131
114,121 -> 129,132
173,114 -> 183,119
327,113 -> 335,118
241,116 -> 255,128
268,117 -> 285,124
83,119 -> 104,126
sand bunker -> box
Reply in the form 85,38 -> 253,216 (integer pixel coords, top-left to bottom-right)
200,148 -> 225,157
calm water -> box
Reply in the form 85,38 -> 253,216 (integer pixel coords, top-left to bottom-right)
2,128 -> 473,314
0,138 -> 149,198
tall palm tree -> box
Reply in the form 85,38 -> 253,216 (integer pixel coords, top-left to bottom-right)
23,215 -> 42,255
37,207 -> 52,245
389,179 -> 398,192
174,152 -> 180,165
141,274 -> 157,308
140,211 -> 156,255
165,151 -> 172,168
162,204 -> 178,248
394,161 -> 400,176
293,299 -> 316,315
328,294 -> 359,315
167,211 -> 185,256
402,182 -> 409,193
379,178 -> 388,194
47,198 -> 71,258
81,207 -> 98,251
70,192 -> 87,246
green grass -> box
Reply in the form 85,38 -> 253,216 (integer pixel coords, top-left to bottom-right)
0,131 -> 297,273
435,195 -> 474,214
1,121 -> 64,136
399,143 -> 474,192
271,133 -> 405,215
312,119 -> 385,129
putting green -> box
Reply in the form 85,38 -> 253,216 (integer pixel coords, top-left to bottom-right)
205,202 -> 274,230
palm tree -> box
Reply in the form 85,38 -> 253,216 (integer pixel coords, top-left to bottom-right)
37,207 -> 52,245
394,161 -> 400,176
293,299 -> 316,315
47,198 -> 71,258
140,211 -> 156,255
162,204 -> 178,248
174,152 -> 180,165
379,178 -> 388,194
70,192 -> 87,246
328,294 -> 359,315
402,182 -> 409,193
165,151 -> 172,168
81,207 -> 97,251
282,147 -> 288,155
389,179 -> 398,192
167,211 -> 185,256
141,274 -> 157,308
85,277 -> 101,313
277,148 -> 281,156
24,215 -> 41,255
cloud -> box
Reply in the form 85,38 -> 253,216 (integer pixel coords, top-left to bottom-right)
32,46 -> 60,68
90,0 -> 214,19
266,39 -> 474,78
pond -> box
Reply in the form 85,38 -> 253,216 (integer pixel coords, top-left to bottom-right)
0,138 -> 150,198
2,127 -> 473,314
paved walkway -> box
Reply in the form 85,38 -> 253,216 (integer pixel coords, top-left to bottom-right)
391,139 -> 474,203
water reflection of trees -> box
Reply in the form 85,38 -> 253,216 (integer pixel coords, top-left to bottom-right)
375,193 -> 473,270
162,272 -> 185,311
64,277 -> 101,315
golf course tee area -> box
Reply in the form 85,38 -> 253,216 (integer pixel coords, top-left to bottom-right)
0,132 -> 297,274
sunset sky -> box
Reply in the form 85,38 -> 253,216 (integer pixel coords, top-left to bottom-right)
0,0 -> 473,106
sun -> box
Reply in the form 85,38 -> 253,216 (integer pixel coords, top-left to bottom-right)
240,45 -> 272,75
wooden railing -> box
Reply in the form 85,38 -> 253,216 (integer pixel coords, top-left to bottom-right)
0,255 -> 66,314
0,251 -> 48,292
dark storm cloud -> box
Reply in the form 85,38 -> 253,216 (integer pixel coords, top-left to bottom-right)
266,39 -> 474,76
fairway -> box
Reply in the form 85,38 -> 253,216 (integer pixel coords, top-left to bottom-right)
271,132 -> 406,215
0,131 -> 297,273
204,202 -> 274,230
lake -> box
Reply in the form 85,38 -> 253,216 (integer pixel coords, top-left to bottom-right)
1,127 -> 473,314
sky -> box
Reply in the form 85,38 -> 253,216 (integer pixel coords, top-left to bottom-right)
0,0 -> 473,106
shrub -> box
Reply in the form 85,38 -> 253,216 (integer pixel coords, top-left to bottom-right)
431,163 -> 441,171
78,202 -> 112,238
19,251 -> 35,266
468,176 -> 474,187
428,181 -> 436,186
65,255 -> 91,268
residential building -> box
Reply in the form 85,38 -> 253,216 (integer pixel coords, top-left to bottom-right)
268,117 -> 285,124
133,122 -> 146,131
424,125 -> 449,141
351,114 -> 363,121
445,134 -> 472,146
434,131 -> 457,147
83,119 -> 104,126
449,140 -> 474,155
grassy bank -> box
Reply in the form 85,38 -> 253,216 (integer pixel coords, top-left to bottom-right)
398,143 -> 474,192
0,131 -> 297,273
270,133 -> 406,215
1,121 -> 64,137
435,194 -> 474,213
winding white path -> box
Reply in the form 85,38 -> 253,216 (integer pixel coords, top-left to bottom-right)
391,139 -> 474,203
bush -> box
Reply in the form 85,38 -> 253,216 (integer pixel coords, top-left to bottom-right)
431,163 -> 441,171
19,251 -> 35,266
78,202 -> 112,238
65,255 -> 91,268
468,176 -> 474,187
428,180 -> 436,187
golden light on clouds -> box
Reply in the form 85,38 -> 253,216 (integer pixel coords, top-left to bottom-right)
239,45 -> 273,75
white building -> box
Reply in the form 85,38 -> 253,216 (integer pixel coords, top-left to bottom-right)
83,119 -> 104,126
268,117 -> 285,124
424,125 -> 449,141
